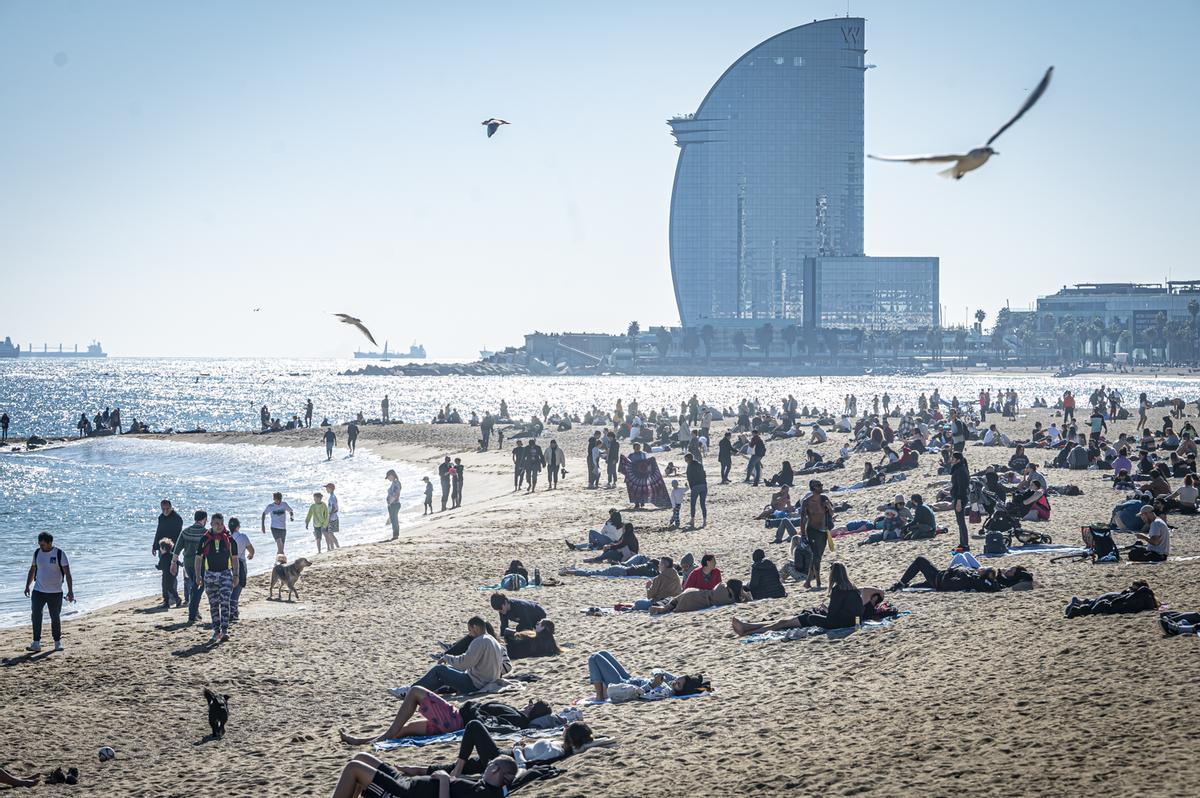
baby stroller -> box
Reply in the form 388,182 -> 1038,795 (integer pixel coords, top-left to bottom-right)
978,486 -> 1053,547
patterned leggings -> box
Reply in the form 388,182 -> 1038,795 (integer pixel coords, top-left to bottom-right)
204,570 -> 234,636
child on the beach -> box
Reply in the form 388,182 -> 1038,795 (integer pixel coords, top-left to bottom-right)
305,491 -> 330,553
156,538 -> 181,608
669,480 -> 686,529
422,476 -> 434,514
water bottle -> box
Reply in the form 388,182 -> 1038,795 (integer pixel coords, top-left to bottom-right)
533,568 -> 541,586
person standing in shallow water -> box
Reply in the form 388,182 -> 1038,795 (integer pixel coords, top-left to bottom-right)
322,426 -> 336,461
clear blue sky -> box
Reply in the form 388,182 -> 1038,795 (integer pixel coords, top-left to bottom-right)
1,0 -> 1196,357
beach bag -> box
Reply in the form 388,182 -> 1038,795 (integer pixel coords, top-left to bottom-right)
969,505 -> 983,524
1085,526 -> 1120,562
606,683 -> 641,703
984,532 -> 1008,556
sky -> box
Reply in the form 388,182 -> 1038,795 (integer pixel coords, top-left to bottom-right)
1,0 -> 1197,358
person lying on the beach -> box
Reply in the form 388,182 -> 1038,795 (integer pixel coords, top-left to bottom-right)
0,767 -> 40,788
330,750 -> 517,798
338,686 -> 557,745
502,620 -> 561,660
560,554 -> 659,578
733,563 -> 868,635
891,556 -> 1033,592
586,650 -> 709,701
392,719 -> 597,777
649,580 -> 749,614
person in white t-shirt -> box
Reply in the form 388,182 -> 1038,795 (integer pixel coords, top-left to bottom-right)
324,482 -> 341,548
261,492 -> 294,555
23,532 -> 74,652
229,518 -> 255,623
668,480 -> 687,528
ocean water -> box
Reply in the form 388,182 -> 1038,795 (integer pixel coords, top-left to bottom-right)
0,437 -> 423,628
3,356 -> 1200,438
3,358 -> 1200,627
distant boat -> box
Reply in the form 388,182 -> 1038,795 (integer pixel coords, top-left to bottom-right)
0,336 -> 19,359
479,348 -> 495,359
354,340 -> 426,360
21,340 -> 107,358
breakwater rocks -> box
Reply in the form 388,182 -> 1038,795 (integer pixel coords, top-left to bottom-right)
342,361 -> 532,377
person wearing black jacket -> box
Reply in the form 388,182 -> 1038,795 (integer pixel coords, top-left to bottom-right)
512,441 -> 527,490
891,556 -> 1032,592
747,549 -> 786,599
950,450 -> 971,551
685,452 -> 708,528
524,441 -> 545,493
438,456 -> 453,511
489,593 -> 546,635
718,432 -> 734,483
152,499 -> 183,556
733,562 -> 859,635
605,431 -> 620,488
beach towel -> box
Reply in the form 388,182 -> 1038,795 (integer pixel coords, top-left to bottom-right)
740,612 -> 910,644
373,724 -> 566,751
618,455 -> 672,508
980,544 -> 1087,559
572,690 -> 715,707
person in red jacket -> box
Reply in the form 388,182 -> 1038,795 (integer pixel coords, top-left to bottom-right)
683,553 -> 722,590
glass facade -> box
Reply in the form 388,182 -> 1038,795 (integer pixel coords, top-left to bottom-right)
1037,284 -> 1200,338
813,257 -> 940,330
668,18 -> 867,326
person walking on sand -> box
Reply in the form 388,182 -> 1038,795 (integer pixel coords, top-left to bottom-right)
305,398 -> 313,428
545,439 -> 565,490
261,492 -> 294,556
525,439 -> 545,493
718,431 -> 733,483
422,476 -> 434,514
346,420 -> 359,455
684,452 -> 708,528
306,491 -> 331,552
196,513 -> 236,644
950,450 -> 971,552
438,456 -> 453,511
24,532 -> 74,652
381,394 -> 390,423
323,426 -> 336,461
324,482 -> 341,549
452,458 -> 465,508
606,431 -> 620,488
512,441 -> 526,490
179,510 -> 208,623
385,469 -> 403,539
229,517 -> 253,623
152,499 -> 183,558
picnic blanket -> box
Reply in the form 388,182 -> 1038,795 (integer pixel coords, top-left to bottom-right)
981,544 -> 1087,558
740,611 -> 910,644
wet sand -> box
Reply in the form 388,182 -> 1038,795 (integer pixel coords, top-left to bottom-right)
3,407 -> 1200,797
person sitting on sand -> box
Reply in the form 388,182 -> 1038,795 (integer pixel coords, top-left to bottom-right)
1164,474 -> 1199,514
412,616 -> 507,695
1128,504 -> 1170,562
330,751 -> 517,798
566,509 -> 624,551
391,719 -> 597,778
682,553 -> 721,590
747,548 -> 786,599
732,563 -> 865,635
764,460 -> 795,488
649,579 -> 748,614
755,485 -> 793,520
585,650 -> 709,701
891,557 -> 1033,592
583,522 -> 639,564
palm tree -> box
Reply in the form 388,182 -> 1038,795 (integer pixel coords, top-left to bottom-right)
1106,317 -> 1125,358
954,329 -> 968,365
654,328 -> 672,361
990,326 -> 1007,364
781,324 -> 797,360
626,321 -> 640,369
974,309 -> 986,336
700,324 -> 715,363
732,330 -> 747,360
1020,325 -> 1038,363
682,328 -> 700,361
755,323 -> 774,360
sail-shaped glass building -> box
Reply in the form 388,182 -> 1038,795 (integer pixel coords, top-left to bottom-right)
667,18 -> 938,331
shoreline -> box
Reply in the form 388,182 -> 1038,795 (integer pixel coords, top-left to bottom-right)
4,405 -> 1200,795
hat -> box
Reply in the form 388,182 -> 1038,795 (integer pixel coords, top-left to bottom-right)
324,482 -> 335,489
894,493 -> 904,503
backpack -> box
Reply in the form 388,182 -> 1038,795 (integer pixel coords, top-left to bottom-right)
33,547 -> 66,576
1087,526 -> 1120,562
983,531 -> 1008,556
606,683 -> 642,703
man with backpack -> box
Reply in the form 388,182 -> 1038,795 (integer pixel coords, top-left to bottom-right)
24,532 -> 74,652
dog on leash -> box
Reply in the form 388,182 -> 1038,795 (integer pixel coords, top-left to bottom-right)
269,555 -> 312,602
203,687 -> 229,739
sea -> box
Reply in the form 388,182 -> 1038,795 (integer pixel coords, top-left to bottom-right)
2,356 -> 1199,627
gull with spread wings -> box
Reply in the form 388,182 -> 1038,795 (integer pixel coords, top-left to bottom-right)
868,66 -> 1053,180
481,118 -> 509,138
334,313 -> 377,347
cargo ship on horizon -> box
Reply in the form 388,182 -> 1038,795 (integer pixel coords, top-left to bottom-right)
19,340 -> 108,358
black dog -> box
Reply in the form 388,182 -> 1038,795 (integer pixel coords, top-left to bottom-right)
204,687 -> 229,738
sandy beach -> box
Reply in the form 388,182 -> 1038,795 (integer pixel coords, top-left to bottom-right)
3,405 -> 1200,797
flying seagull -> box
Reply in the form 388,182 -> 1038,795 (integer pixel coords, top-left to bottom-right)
868,66 -> 1053,180
334,313 -> 377,347
482,118 -> 509,138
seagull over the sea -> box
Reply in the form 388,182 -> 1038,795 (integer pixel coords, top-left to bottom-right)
868,66 -> 1053,180
333,313 -> 378,347
482,118 -> 509,138
251,307 -> 261,312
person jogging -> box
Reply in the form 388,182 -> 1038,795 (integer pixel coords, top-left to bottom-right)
261,492 -> 294,555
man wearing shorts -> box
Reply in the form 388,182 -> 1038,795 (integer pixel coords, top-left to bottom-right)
261,492 -> 294,555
